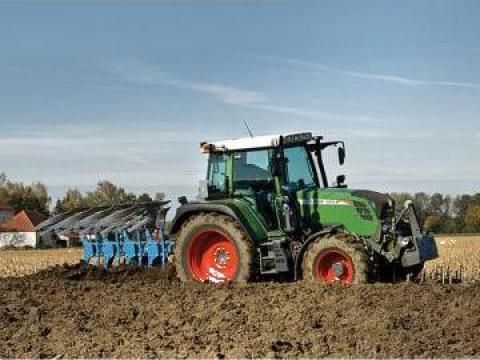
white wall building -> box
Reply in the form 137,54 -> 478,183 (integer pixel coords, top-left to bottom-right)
0,232 -> 38,248
0,210 -> 49,248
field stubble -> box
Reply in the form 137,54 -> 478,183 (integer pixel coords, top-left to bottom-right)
0,248 -> 81,278
0,236 -> 479,282
424,235 -> 480,283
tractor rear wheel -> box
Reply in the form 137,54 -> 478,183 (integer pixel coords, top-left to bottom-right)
302,232 -> 369,284
174,213 -> 256,283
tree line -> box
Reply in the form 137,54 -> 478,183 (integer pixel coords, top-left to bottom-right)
1,172 -> 479,233
0,173 -> 159,216
390,192 -> 480,234
54,181 -> 158,214
0,173 -> 50,215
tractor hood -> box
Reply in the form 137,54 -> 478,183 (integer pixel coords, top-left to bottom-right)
296,188 -> 392,215
295,187 -> 388,237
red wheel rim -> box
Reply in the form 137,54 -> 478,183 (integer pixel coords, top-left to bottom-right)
314,248 -> 355,284
187,229 -> 239,283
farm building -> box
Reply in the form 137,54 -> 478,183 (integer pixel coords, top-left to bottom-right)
0,210 -> 49,248
0,203 -> 14,223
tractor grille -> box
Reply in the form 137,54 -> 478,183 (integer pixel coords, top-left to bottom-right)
353,201 -> 374,221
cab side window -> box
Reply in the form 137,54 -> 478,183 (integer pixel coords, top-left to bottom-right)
207,153 -> 227,195
233,150 -> 272,191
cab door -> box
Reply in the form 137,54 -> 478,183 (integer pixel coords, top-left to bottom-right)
231,149 -> 278,229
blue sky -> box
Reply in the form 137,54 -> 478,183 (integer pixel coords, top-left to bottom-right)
1,0 -> 479,201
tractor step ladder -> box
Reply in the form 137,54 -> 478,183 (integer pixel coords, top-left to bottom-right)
258,236 -> 289,274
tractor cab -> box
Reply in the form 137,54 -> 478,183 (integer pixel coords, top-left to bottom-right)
200,132 -> 346,232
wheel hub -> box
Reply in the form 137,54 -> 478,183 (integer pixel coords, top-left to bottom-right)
332,262 -> 345,277
214,247 -> 231,268
187,230 -> 238,283
314,249 -> 355,284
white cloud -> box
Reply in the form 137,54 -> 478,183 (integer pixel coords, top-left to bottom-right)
165,79 -> 391,124
163,78 -> 267,106
109,60 -> 266,106
259,55 -> 480,89
109,60 -> 390,124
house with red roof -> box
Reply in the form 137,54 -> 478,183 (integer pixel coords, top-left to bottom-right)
0,210 -> 49,248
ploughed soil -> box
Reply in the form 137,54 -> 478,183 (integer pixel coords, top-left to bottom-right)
0,264 -> 479,359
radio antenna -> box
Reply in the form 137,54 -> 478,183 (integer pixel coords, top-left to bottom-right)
243,120 -> 254,138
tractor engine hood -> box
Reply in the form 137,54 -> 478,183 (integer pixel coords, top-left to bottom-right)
295,187 -> 383,237
295,188 -> 392,220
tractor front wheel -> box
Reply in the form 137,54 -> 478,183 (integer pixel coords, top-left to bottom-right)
302,233 -> 369,285
174,213 -> 255,283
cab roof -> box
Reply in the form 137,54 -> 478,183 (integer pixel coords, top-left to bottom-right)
201,132 -> 315,153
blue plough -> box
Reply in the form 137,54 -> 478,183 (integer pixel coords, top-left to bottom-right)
36,201 -> 175,269
82,227 -> 174,267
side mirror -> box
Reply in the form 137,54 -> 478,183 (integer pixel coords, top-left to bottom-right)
336,175 -> 347,188
338,146 -> 346,165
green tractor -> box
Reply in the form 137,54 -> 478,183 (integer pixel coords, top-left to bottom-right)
171,132 -> 438,284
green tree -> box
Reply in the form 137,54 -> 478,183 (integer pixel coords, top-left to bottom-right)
0,174 -> 50,215
452,194 -> 472,231
412,192 -> 431,225
424,215 -> 443,233
54,188 -> 86,213
465,205 -> 480,232
83,181 -> 136,207
429,193 -> 452,218
136,193 -> 153,203
55,182 -> 160,213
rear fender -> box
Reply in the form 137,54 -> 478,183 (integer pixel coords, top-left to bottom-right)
170,202 -> 268,244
